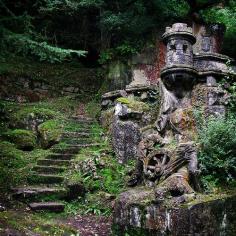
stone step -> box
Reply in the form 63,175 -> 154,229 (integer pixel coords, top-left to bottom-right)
70,116 -> 94,122
37,159 -> 71,166
51,143 -> 101,154
12,186 -> 66,199
29,202 -> 65,212
64,128 -> 92,133
33,165 -> 66,174
61,138 -> 93,145
29,174 -> 64,184
50,147 -> 80,154
62,132 -> 91,138
69,116 -> 94,123
47,153 -> 74,160
65,143 -> 101,148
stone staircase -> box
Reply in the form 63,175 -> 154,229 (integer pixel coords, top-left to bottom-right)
12,116 -> 101,213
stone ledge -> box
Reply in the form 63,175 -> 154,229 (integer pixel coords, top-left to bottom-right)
113,188 -> 236,236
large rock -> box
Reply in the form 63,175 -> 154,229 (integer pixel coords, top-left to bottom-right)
112,116 -> 141,164
3,129 -> 37,151
38,120 -> 63,148
113,187 -> 236,235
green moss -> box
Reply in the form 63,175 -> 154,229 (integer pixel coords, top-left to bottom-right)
116,97 -> 150,112
38,120 -> 63,148
0,141 -> 52,191
0,211 -> 77,235
0,55 -> 103,98
12,106 -> 60,123
85,100 -> 101,119
3,129 -> 37,150
0,141 -> 27,190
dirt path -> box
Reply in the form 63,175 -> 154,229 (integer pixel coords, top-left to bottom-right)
63,214 -> 112,236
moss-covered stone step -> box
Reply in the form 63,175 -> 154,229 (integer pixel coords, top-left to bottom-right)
50,147 -> 80,154
51,143 -> 101,154
37,159 -> 71,166
61,138 -> 93,145
12,186 -> 66,200
47,153 -> 75,160
64,128 -> 92,133
29,202 -> 65,212
62,132 -> 91,138
33,165 -> 66,174
70,115 -> 94,120
69,116 -> 94,123
63,143 -> 101,148
29,174 -> 64,184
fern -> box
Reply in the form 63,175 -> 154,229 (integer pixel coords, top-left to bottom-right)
2,30 -> 87,63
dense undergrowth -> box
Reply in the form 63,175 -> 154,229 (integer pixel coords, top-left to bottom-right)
196,112 -> 236,192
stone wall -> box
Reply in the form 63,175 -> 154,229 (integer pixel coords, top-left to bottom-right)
0,68 -> 101,102
113,188 -> 236,236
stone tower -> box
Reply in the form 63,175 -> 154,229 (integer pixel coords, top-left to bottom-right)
161,23 -> 198,92
163,23 -> 195,67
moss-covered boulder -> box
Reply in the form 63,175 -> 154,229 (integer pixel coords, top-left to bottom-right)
2,129 -> 37,150
0,141 -> 27,189
38,120 -> 63,148
10,106 -> 59,131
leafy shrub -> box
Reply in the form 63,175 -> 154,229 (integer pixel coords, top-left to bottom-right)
2,129 -> 37,150
197,114 -> 236,189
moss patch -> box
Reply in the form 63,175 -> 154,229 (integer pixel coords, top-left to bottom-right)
2,129 -> 37,150
0,211 -> 77,236
38,120 -> 63,148
0,141 -> 51,190
116,97 -> 150,112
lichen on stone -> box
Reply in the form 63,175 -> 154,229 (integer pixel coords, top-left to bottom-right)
116,97 -> 150,113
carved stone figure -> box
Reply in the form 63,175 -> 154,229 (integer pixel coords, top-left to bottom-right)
128,23 -> 204,199
112,23 -> 235,234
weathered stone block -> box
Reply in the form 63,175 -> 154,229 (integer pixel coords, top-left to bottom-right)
112,117 -> 141,163
113,188 -> 236,236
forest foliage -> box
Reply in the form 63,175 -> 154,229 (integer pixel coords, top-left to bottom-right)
0,0 -> 235,63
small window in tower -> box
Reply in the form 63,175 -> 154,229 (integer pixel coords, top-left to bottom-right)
183,44 -> 188,53
170,44 -> 176,51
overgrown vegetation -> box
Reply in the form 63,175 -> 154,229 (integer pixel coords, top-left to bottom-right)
0,97 -> 82,192
0,211 -> 78,235
0,0 -> 235,64
2,129 -> 37,150
0,141 -> 51,191
63,122 -> 134,216
197,113 -> 236,191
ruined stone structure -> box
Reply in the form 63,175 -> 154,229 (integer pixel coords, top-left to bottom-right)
110,23 -> 236,235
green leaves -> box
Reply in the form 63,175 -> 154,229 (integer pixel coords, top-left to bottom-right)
200,0 -> 236,57
3,31 -> 87,63
197,114 -> 236,188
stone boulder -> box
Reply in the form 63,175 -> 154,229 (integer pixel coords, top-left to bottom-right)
38,120 -> 63,148
2,129 -> 37,151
